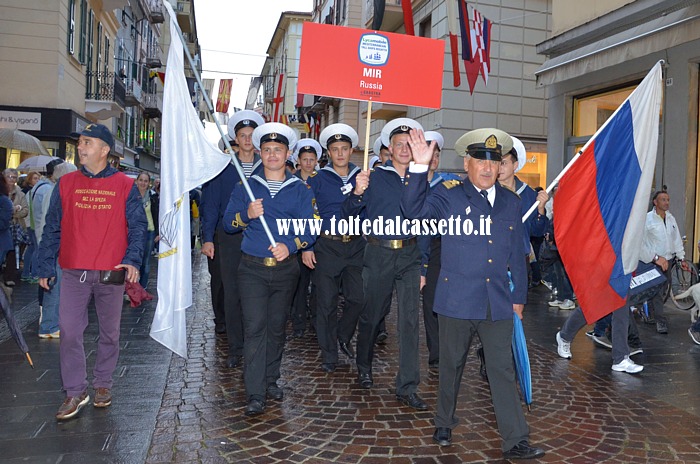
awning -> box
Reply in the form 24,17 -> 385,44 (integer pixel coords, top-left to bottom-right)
536,3 -> 700,86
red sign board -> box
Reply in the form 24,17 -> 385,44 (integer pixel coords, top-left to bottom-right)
298,22 -> 444,109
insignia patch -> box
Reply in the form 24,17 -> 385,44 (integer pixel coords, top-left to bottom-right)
442,179 -> 461,190
485,135 -> 498,149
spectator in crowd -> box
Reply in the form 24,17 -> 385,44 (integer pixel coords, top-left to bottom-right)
3,168 -> 29,286
640,189 -> 686,334
37,123 -> 146,420
135,172 -> 159,289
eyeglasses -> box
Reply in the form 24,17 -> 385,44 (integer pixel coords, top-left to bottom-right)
5,175 -> 17,179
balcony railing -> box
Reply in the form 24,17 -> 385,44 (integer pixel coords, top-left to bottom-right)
143,93 -> 162,119
124,78 -> 143,107
85,71 -> 126,108
147,0 -> 164,23
145,44 -> 162,68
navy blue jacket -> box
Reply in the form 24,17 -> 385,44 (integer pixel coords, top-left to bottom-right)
200,156 -> 262,243
342,162 -> 413,240
36,165 -> 147,278
512,176 -> 548,254
418,172 -> 462,276
402,170 -> 527,321
306,163 -> 360,237
0,195 -> 14,256
223,171 -> 317,258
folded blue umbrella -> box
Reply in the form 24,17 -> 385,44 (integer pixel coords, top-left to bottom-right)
509,271 -> 532,410
512,313 -> 532,410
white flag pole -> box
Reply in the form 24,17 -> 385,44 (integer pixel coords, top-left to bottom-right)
167,10 -> 276,247
521,60 -> 665,223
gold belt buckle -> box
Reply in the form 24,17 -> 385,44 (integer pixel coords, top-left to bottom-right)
341,235 -> 352,243
264,257 -> 277,267
389,239 -> 402,249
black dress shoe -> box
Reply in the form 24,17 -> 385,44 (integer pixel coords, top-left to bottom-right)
244,399 -> 265,416
266,384 -> 283,401
502,441 -> 545,460
432,427 -> 452,446
321,363 -> 336,373
376,330 -> 388,344
396,392 -> 428,410
428,360 -> 439,372
226,355 -> 242,368
358,372 -> 373,389
339,341 -> 355,358
215,322 -> 226,334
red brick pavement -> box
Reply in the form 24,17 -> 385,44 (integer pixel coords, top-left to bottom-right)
146,256 -> 700,463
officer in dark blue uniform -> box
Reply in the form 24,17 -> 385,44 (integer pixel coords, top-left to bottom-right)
343,117 -> 427,411
402,128 -> 545,460
223,122 -> 316,416
303,123 -> 364,373
418,131 -> 461,373
200,110 -> 264,367
288,138 -> 322,338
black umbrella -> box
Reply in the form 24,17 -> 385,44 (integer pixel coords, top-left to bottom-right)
0,285 -> 34,368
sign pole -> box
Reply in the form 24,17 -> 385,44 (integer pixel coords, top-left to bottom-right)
363,99 -> 373,170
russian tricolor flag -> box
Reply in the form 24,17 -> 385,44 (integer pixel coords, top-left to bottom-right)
554,62 -> 664,323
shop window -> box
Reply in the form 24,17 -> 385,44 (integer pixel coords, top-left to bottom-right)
573,85 -> 636,138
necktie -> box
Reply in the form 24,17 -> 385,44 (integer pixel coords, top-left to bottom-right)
480,189 -> 492,211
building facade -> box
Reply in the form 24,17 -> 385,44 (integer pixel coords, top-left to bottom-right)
0,0 -> 201,177
536,0 -> 700,260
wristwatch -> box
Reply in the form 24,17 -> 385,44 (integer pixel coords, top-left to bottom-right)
653,254 -> 659,263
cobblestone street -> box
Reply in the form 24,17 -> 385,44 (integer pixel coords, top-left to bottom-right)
2,253 -> 700,463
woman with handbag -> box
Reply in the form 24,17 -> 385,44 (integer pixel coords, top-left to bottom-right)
3,168 -> 29,286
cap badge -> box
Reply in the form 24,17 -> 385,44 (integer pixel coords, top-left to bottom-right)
242,119 -> 250,125
334,134 -> 342,139
485,135 -> 498,149
304,145 -> 311,150
269,133 -> 278,140
400,125 -> 409,131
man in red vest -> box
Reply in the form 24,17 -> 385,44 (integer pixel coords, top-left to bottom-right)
36,123 -> 147,421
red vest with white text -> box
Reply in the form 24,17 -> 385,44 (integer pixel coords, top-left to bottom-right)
58,171 -> 134,270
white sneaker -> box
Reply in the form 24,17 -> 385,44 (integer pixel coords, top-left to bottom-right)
556,331 -> 571,359
548,299 -> 562,307
558,299 -> 576,310
612,356 -> 643,374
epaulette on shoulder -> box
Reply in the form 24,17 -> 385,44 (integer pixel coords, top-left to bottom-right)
309,171 -> 318,177
442,179 -> 462,190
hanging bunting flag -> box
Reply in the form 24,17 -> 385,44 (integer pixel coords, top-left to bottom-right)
215,79 -> 233,113
272,73 -> 285,122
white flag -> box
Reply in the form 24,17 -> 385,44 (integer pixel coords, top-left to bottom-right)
150,2 -> 230,358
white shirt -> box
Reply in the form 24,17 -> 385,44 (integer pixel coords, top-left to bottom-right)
640,208 -> 684,262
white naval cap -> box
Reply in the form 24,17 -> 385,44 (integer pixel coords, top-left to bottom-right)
510,136 -> 527,173
424,131 -> 444,151
319,123 -> 359,149
252,122 -> 298,150
372,136 -> 386,157
368,155 -> 381,168
294,138 -> 323,161
454,128 -> 513,160
227,110 -> 265,138
380,117 -> 423,147
218,136 -> 235,152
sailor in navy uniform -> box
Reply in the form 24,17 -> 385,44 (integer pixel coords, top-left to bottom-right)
418,131 -> 462,372
343,117 -> 427,411
200,110 -> 264,368
373,135 -> 391,165
402,128 -> 545,460
303,123 -> 364,373
497,136 -> 549,286
288,138 -> 323,338
223,122 -> 316,417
